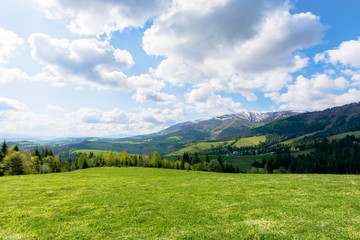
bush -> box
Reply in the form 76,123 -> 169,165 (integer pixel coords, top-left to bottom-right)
249,167 -> 260,174
193,163 -> 204,171
184,162 -> 191,170
208,160 -> 222,172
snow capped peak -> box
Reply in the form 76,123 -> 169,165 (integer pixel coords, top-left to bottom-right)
224,111 -> 300,123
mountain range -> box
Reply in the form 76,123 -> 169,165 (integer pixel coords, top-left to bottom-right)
8,102 -> 360,156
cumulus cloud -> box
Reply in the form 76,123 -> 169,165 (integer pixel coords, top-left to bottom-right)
0,97 -> 28,111
28,34 -> 171,101
185,86 -> 242,115
0,96 -> 192,138
266,74 -> 360,110
132,89 -> 177,105
35,0 -> 169,36
29,33 -> 136,89
315,37 -> 360,68
0,66 -> 30,84
138,102 -> 192,125
0,28 -> 24,64
143,0 -> 324,99
46,105 -> 64,112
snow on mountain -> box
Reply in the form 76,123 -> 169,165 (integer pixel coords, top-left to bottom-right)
220,111 -> 301,123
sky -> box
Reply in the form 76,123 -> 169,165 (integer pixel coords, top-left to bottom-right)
1,0 -> 360,139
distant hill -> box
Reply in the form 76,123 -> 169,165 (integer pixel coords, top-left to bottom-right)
251,102 -> 360,141
148,110 -> 301,141
10,103 -> 360,156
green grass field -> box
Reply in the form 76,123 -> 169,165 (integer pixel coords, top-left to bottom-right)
330,130 -> 360,139
73,149 -> 123,156
224,154 -> 274,171
170,140 -> 232,155
233,136 -> 266,148
1,168 -> 360,239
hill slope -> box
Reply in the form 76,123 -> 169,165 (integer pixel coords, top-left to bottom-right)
153,110 -> 300,140
251,102 -> 360,141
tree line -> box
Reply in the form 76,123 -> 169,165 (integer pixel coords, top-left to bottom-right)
252,135 -> 360,174
0,140 -> 238,176
74,151 -> 238,173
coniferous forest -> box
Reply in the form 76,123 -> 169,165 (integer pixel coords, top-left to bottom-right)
252,135 -> 360,174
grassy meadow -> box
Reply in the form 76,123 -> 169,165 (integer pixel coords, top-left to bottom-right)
233,136 -> 266,148
1,168 -> 360,239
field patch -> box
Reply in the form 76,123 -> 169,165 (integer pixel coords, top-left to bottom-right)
1,168 -> 360,239
170,140 -> 232,155
233,136 -> 266,148
73,149 -> 122,156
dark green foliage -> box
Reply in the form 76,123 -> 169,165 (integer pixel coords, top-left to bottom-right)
208,159 -> 222,172
255,135 -> 360,174
217,154 -> 223,168
13,144 -> 20,152
41,148 -> 53,159
0,141 -> 8,162
205,154 -> 210,163
77,153 -> 88,169
32,147 -> 41,159
193,152 -> 200,164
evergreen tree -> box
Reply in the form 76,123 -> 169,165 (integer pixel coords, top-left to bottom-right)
193,152 -> 200,164
77,154 -> 88,169
32,147 -> 41,159
205,154 -> 210,163
0,140 -> 8,162
182,152 -> 190,164
13,144 -> 20,152
217,154 -> 223,170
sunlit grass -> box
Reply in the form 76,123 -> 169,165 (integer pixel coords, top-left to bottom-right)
233,136 -> 266,148
1,168 -> 360,239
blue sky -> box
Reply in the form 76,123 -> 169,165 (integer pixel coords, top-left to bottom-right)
0,0 -> 360,139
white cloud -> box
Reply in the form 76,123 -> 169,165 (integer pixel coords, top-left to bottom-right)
28,34 -> 172,100
0,28 -> 24,64
143,0 -> 324,98
34,0 -> 170,36
343,69 -> 360,86
0,96 -> 192,138
29,33 -> 136,89
132,89 -> 177,105
316,37 -> 360,68
185,86 -> 242,115
46,105 -> 64,112
0,66 -> 30,84
0,97 -> 28,111
266,74 -> 359,111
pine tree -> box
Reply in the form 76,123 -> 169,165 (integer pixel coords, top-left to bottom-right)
217,154 -> 223,170
13,144 -> 20,152
193,152 -> 200,164
32,147 -> 41,159
77,154 -> 88,169
205,154 -> 210,163
0,140 -> 8,162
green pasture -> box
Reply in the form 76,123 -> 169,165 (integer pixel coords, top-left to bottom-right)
73,149 -> 123,156
1,168 -> 360,239
233,136 -> 266,148
170,140 -> 232,155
